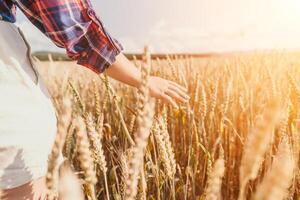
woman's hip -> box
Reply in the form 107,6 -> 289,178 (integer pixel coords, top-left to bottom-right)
0,79 -> 57,189
0,21 -> 58,190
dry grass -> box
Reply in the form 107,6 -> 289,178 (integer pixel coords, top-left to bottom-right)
33,50 -> 300,200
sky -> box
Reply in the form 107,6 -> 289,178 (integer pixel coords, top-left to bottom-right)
17,0 -> 300,53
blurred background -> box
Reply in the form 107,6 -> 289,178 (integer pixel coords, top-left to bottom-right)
17,0 -> 300,54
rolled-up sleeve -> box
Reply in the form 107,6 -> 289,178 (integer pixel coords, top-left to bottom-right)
16,0 -> 123,73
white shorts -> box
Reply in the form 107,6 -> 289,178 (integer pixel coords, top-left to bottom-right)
0,20 -> 58,189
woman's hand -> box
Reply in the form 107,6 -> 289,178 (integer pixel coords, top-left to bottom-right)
106,54 -> 190,108
148,76 -> 190,108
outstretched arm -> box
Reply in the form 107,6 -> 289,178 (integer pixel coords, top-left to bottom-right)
15,0 -> 189,106
106,53 -> 190,108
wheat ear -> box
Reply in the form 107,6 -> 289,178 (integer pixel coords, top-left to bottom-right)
58,160 -> 84,200
205,148 -> 225,200
85,113 -> 110,200
75,116 -> 97,200
252,137 -> 295,200
152,121 -> 173,178
238,101 -> 281,200
158,118 -> 177,178
125,47 -> 155,200
46,97 -> 72,200
124,99 -> 155,200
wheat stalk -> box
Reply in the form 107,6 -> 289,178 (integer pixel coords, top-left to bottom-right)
46,97 -> 72,200
85,113 -> 110,200
239,101 -> 281,200
125,47 -> 155,200
205,148 -> 225,200
152,121 -> 173,178
75,116 -> 97,200
199,83 -> 208,118
210,78 -> 219,114
158,118 -> 177,178
124,99 -> 155,200
252,137 -> 295,200
120,151 -> 130,198
58,160 -> 84,200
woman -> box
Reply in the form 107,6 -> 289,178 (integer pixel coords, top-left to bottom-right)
0,0 -> 189,199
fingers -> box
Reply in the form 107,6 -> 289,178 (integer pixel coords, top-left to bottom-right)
160,93 -> 179,108
160,81 -> 190,108
168,84 -> 190,102
168,81 -> 188,93
165,89 -> 187,103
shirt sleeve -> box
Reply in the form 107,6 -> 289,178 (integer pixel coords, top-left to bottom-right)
15,0 -> 123,73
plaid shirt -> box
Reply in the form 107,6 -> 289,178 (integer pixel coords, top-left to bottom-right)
0,0 -> 123,73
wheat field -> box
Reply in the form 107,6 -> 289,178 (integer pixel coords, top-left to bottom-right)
24,51 -> 300,199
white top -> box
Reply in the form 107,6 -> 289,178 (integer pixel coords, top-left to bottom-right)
0,21 -> 58,189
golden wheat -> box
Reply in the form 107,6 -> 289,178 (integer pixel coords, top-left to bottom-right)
253,137 -> 295,200
38,51 -> 300,200
205,148 -> 225,200
238,101 -> 282,200
46,97 -> 72,200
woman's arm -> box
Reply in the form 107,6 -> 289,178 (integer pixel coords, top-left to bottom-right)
105,54 -> 141,88
105,53 -> 190,108
15,0 -> 189,107
15,0 -> 122,73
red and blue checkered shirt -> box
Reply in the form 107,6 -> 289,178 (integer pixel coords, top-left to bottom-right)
0,0 -> 123,73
